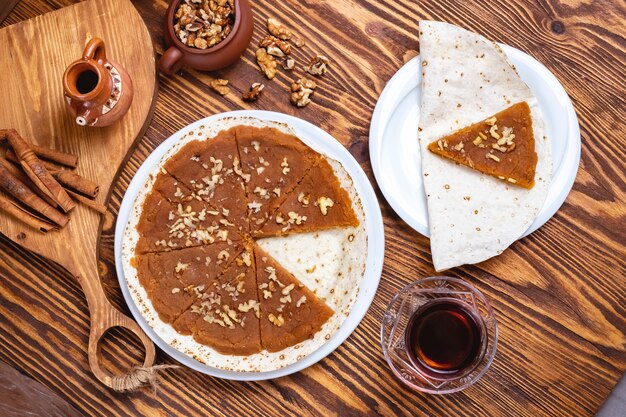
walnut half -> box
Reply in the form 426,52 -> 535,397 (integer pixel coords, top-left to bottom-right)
259,35 -> 291,57
242,83 -> 265,102
290,77 -> 317,108
267,17 -> 292,40
209,78 -> 230,96
255,48 -> 277,79
303,55 -> 329,76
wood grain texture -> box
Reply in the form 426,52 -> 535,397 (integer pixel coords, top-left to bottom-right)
0,0 -> 158,389
1,0 -> 625,416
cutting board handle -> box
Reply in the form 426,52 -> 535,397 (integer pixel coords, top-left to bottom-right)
86,290 -> 156,391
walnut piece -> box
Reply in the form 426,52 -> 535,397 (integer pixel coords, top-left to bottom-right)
267,17 -> 292,40
259,35 -> 291,57
292,36 -> 305,47
290,77 -> 317,107
209,78 -> 230,95
303,55 -> 329,76
282,57 -> 295,70
268,313 -> 285,327
317,196 -> 334,215
242,82 -> 264,102
174,0 -> 234,49
256,48 -> 277,79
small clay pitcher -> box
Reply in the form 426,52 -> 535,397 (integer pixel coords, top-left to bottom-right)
63,38 -> 133,127
159,0 -> 253,75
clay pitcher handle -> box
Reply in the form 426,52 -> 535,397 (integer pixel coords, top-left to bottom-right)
87,296 -> 156,391
158,46 -> 184,76
83,38 -> 107,64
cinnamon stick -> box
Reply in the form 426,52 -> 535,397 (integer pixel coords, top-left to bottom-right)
6,151 -> 99,198
0,162 -> 69,227
54,170 -> 99,198
0,157 -> 58,207
2,129 -> 75,213
0,129 -> 78,168
5,149 -> 62,173
66,189 -> 107,214
0,189 -> 57,232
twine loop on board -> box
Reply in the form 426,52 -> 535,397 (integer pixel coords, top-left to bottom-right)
110,365 -> 180,393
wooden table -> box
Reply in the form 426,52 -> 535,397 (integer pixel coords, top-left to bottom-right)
1,0 -> 624,415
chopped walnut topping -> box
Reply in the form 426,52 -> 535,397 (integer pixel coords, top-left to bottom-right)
217,250 -> 230,262
171,288 -> 181,294
297,192 -> 310,206
489,124 -> 500,139
275,213 -> 285,224
287,211 -> 306,225
272,188 -> 281,197
216,229 -> 229,241
303,55 -> 329,76
263,290 -> 272,299
296,295 -> 307,308
507,178 -> 517,184
473,136 -> 483,146
267,17 -> 292,40
485,117 -> 497,126
247,201 -> 262,213
486,153 -> 501,162
209,78 -> 230,95
238,299 -> 259,313
279,294 -> 292,304
453,142 -> 464,151
268,313 -> 285,327
256,48 -> 277,79
233,157 -> 251,182
290,77 -> 317,107
317,196 -> 334,215
437,139 -> 448,150
175,262 -> 189,272
280,157 -> 290,175
282,283 -> 295,295
254,186 -> 269,198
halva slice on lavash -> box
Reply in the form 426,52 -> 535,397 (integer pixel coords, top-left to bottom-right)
417,21 -> 552,271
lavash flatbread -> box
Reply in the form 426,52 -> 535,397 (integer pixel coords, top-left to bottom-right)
121,116 -> 367,372
417,21 -> 552,271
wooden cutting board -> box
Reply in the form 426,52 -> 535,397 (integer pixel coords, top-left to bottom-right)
0,0 -> 157,389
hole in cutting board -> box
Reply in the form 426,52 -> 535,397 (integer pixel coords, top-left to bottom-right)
98,326 -> 146,376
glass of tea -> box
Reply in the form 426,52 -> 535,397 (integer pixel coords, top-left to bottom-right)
381,276 -> 498,394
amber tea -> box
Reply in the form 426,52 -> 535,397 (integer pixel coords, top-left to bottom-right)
405,299 -> 484,378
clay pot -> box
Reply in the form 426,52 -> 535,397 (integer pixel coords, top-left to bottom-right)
159,0 -> 253,75
62,38 -> 133,127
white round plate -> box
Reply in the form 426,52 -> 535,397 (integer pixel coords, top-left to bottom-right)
115,110 -> 384,381
369,45 -> 581,237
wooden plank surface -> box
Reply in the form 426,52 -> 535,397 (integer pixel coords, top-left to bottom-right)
1,0 -> 625,416
0,0 -> 20,24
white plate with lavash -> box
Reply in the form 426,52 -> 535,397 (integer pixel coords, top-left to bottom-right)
370,21 -> 580,271
115,110 -> 384,380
